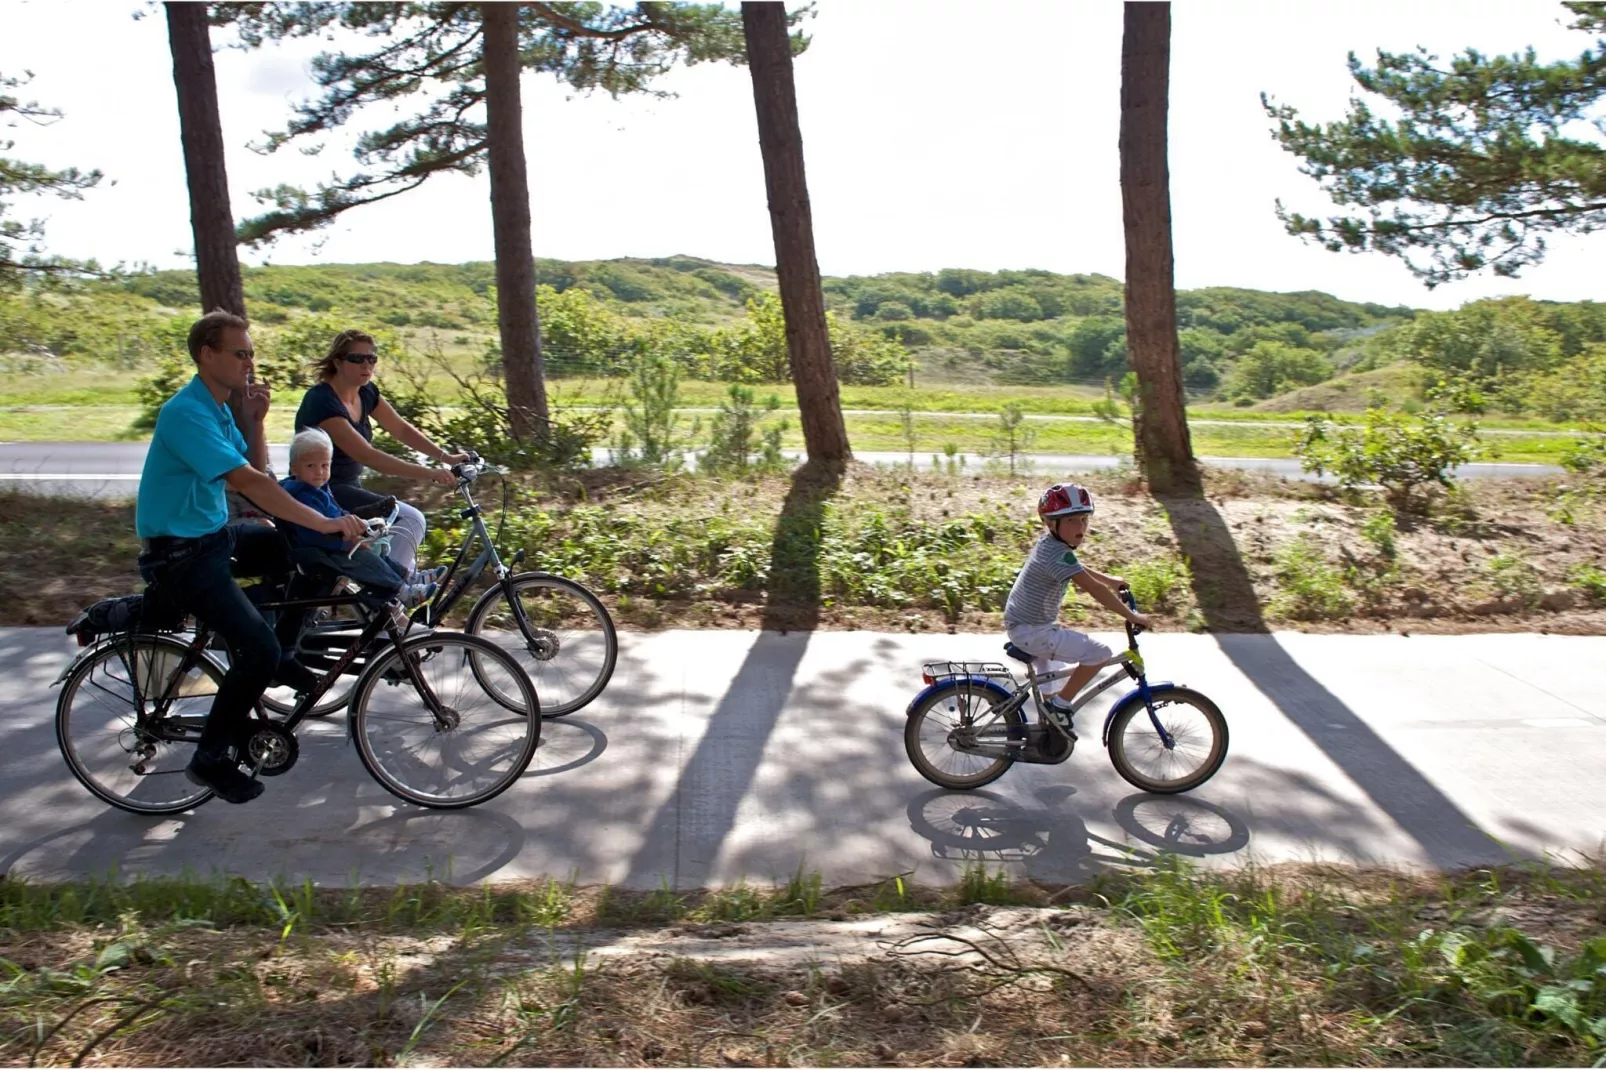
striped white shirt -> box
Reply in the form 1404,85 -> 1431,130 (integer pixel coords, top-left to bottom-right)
1003,534 -> 1086,627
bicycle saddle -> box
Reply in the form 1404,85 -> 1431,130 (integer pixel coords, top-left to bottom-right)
1003,642 -> 1034,664
348,495 -> 399,521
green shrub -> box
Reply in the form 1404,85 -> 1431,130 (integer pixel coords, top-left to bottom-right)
1122,556 -> 1191,613
700,384 -> 788,477
1360,510 -> 1397,558
1272,536 -> 1353,620
1294,405 -> 1479,511
1484,553 -> 1543,608
1560,432 -> 1606,475
1571,563 -> 1606,603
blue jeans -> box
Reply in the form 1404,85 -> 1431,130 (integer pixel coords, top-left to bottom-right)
138,525 -> 298,754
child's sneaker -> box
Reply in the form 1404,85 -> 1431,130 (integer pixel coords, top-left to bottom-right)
1043,698 -> 1076,732
401,580 -> 438,607
410,565 -> 448,585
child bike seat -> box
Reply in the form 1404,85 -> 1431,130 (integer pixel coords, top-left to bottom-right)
1003,642 -> 1034,664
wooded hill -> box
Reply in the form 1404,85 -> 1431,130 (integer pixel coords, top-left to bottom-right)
5,255 -> 1603,417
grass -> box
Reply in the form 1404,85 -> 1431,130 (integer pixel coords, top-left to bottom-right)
1271,534 -> 1355,621
0,367 -> 1592,466
4,860 -> 1606,1066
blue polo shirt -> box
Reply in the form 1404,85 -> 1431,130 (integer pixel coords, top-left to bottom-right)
135,376 -> 250,539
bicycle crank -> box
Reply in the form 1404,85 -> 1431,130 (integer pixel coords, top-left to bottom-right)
245,723 -> 299,777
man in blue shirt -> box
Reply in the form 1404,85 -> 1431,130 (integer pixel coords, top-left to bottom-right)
137,310 -> 365,804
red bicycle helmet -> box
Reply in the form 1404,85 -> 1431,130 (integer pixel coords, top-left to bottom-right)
1038,482 -> 1094,520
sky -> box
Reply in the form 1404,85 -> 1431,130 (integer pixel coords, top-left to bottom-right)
2,0 -> 1601,312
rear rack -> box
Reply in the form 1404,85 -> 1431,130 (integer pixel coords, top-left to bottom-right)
922,661 -> 1017,684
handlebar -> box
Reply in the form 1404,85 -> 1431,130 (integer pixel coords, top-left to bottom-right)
448,448 -> 500,486
347,502 -> 402,558
1119,586 -> 1145,640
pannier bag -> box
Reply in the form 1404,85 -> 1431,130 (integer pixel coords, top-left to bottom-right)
64,593 -> 186,646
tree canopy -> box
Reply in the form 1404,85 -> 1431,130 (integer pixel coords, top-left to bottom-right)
1263,1 -> 1606,287
0,72 -> 102,286
212,2 -> 791,246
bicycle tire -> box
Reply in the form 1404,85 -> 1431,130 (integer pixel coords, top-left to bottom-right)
56,635 -> 221,814
348,632 -> 540,809
464,572 -> 617,718
1105,686 -> 1229,795
904,682 -> 1023,791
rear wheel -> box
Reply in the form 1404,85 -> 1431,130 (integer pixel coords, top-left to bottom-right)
1106,687 -> 1228,794
55,636 -> 221,814
904,683 -> 1022,790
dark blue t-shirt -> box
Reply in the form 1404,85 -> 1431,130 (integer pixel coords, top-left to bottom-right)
295,381 -> 380,486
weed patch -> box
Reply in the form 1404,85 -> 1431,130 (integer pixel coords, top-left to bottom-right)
1272,535 -> 1354,620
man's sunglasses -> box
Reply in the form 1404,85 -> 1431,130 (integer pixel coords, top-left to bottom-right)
341,353 -> 380,366
217,347 -> 255,361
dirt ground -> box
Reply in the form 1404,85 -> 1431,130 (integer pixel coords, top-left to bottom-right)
2,463 -> 1602,635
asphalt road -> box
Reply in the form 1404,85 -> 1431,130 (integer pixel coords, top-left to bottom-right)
0,441 -> 1566,499
1,628 -> 1600,889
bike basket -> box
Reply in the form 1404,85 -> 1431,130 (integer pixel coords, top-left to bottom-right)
921,661 -> 1016,685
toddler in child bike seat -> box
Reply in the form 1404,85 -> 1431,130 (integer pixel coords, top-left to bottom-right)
1002,483 -> 1152,734
277,428 -> 444,607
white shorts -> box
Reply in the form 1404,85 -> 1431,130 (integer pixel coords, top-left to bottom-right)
1005,622 -> 1115,679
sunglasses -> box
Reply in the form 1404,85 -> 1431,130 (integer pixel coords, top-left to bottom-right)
216,347 -> 255,361
340,353 -> 379,366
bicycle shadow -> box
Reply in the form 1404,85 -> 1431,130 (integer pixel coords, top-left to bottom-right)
905,785 -> 1251,884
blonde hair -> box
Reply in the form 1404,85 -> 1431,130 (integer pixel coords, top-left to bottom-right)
290,427 -> 333,465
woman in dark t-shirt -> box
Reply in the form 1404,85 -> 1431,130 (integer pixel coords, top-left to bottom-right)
293,329 -> 466,574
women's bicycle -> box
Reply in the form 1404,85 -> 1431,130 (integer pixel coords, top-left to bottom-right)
57,520 -> 542,815
903,591 -> 1228,794
262,450 -> 616,722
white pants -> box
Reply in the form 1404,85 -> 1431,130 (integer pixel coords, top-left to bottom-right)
386,501 -> 427,573
1005,622 -> 1115,683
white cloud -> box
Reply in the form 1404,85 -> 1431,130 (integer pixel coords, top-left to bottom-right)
1,0 -> 1601,310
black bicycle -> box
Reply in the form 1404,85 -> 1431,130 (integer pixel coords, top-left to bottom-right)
261,450 -> 617,722
56,534 -> 542,815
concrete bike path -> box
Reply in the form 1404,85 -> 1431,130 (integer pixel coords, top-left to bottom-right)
0,628 -> 1601,889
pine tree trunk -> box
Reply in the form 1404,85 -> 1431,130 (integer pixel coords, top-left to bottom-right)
1119,1 -> 1200,494
742,2 -> 850,464
165,2 -> 244,317
481,2 -> 549,441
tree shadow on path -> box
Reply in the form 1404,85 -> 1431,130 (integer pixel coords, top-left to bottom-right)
1160,488 -> 1513,869
622,460 -> 844,888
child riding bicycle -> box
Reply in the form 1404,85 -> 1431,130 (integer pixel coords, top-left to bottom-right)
1003,482 -> 1152,734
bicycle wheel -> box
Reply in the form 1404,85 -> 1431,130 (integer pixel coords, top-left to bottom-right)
464,573 -> 616,718
349,633 -> 540,809
904,683 -> 1022,790
56,636 -> 220,814
1106,686 -> 1229,795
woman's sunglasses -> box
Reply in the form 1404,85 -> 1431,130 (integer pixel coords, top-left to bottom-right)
341,353 -> 380,366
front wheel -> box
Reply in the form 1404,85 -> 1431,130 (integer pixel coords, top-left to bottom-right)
904,683 -> 1022,790
349,633 -> 540,809
465,573 -> 617,718
1106,686 -> 1228,795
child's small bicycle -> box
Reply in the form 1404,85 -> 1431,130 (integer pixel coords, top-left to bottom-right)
904,591 -> 1228,794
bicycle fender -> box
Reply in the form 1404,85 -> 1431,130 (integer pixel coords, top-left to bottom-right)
906,676 -> 1014,718
1101,681 -> 1177,747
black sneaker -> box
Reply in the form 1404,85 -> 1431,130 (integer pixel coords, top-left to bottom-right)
185,750 -> 264,804
270,656 -> 321,694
